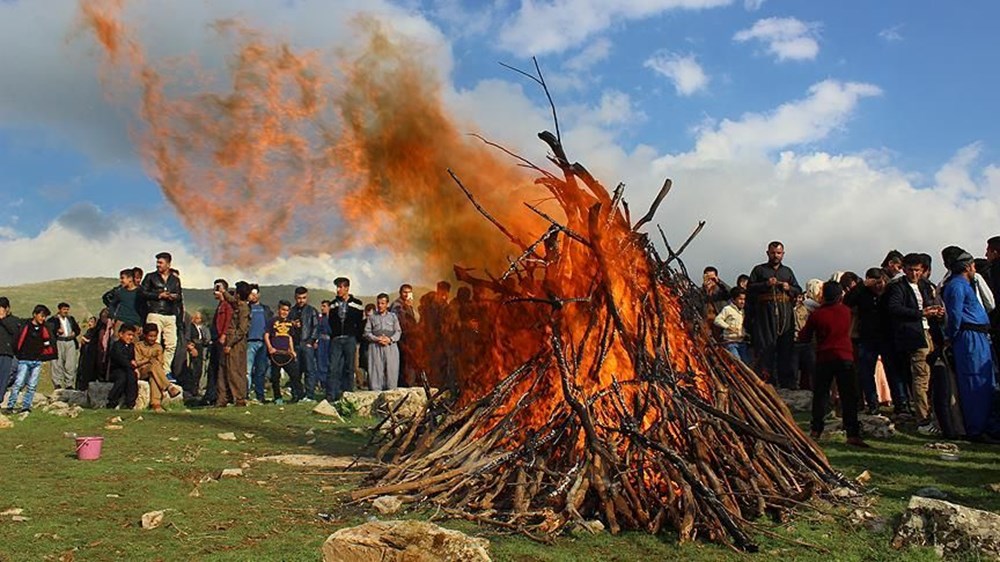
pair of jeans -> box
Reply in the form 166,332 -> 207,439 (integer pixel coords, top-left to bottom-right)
297,344 -> 319,398
724,342 -> 752,365
247,341 -> 269,401
7,360 -> 43,410
811,360 -> 861,438
854,340 -> 880,410
326,336 -> 356,402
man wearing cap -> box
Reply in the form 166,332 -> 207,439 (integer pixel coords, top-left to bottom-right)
942,248 -> 998,443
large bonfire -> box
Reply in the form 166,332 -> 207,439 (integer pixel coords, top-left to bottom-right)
78,0 -> 847,550
352,111 -> 846,550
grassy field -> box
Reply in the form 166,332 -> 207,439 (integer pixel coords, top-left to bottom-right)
0,379 -> 998,562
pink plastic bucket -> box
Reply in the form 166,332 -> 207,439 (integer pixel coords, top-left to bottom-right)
75,436 -> 104,461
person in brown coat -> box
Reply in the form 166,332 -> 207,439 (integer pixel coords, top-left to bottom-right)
135,324 -> 180,412
217,282 -> 251,407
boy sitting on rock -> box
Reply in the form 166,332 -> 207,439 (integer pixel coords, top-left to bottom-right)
135,323 -> 180,412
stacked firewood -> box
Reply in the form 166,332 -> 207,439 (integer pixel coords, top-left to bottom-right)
352,126 -> 848,551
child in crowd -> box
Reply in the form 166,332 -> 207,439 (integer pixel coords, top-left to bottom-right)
4,305 -> 58,414
798,282 -> 869,448
713,287 -> 750,364
135,324 -> 180,412
106,323 -> 138,410
265,300 -> 302,404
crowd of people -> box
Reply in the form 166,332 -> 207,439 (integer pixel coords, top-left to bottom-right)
2,240 -> 1000,447
703,238 -> 1000,446
0,252 -> 469,413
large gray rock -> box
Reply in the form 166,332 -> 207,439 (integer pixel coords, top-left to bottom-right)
834,414 -> 896,438
372,388 -> 432,420
776,389 -> 812,412
50,389 -> 88,407
87,382 -> 114,409
893,496 -> 1000,558
338,391 -> 379,417
322,520 -> 490,562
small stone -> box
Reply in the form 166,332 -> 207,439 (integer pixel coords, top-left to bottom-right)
832,487 -> 858,498
0,415 -> 12,429
1,508 -> 24,516
985,483 -> 1000,494
580,519 -> 605,534
312,400 -> 344,420
188,487 -> 201,498
304,428 -> 315,436
306,438 -> 317,445
109,416 -> 123,423
17,412 -> 29,421
219,468 -> 243,478
104,424 -> 124,430
243,433 -> 255,439
217,432 -> 237,441
240,462 -> 251,469
855,470 -> 872,485
372,495 -> 402,515
140,510 -> 165,529
168,437 -> 179,442
135,416 -> 144,421
106,494 -> 120,498
915,487 -> 949,500
11,515 -> 29,522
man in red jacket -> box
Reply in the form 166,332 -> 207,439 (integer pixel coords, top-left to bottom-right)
4,305 -> 58,414
798,282 -> 869,448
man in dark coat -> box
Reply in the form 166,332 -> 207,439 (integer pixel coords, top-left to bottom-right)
746,241 -> 802,388
326,277 -> 365,403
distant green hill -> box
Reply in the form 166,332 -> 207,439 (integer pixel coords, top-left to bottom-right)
0,278 -> 383,320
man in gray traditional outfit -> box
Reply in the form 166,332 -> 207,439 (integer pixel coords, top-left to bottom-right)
364,293 -> 402,391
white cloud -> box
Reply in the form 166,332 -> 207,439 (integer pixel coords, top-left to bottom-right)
879,24 -> 904,43
497,0 -> 733,55
743,0 -> 765,10
683,80 -> 882,160
644,51 -> 709,96
0,210 -> 421,291
0,226 -> 18,241
564,37 -> 613,72
733,17 -> 821,61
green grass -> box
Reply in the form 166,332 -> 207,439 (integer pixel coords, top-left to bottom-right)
0,388 -> 998,561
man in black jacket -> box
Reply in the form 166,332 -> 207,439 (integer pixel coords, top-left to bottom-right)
983,236 -> 1000,385
290,286 -> 320,400
139,252 -> 183,374
0,297 -> 19,399
47,302 -> 81,390
326,277 -> 365,403
844,268 -> 887,414
884,253 -> 944,430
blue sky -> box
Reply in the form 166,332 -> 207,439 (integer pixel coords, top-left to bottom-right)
1,0 -> 998,288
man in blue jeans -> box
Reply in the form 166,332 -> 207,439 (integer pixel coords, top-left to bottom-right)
246,285 -> 272,402
290,287 -> 319,401
4,305 -> 58,414
326,278 -> 365,403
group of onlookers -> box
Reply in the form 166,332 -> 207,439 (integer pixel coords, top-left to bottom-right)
705,237 -> 1000,445
0,251 -> 475,414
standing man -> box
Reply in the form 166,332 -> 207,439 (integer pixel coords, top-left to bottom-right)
884,253 -> 943,428
139,252 -> 182,374
185,311 -> 210,397
5,305 -> 57,413
316,300 -> 332,396
390,284 -> 418,386
326,277 -> 365,403
48,302 -> 81,390
289,287 -> 319,401
941,249 -> 998,442
246,285 -> 272,402
103,269 -> 143,329
202,279 -> 230,406
844,268 -> 889,414
217,282 -> 250,407
0,297 -> 19,400
746,241 -> 802,388
983,236 -> 1000,386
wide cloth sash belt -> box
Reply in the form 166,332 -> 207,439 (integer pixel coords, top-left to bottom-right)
959,322 -> 991,334
757,293 -> 791,303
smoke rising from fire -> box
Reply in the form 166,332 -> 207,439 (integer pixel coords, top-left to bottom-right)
79,0 -> 549,280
